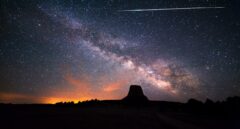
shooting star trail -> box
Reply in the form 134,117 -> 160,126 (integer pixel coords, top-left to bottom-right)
118,6 -> 225,12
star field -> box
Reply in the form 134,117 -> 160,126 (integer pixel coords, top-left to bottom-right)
0,0 -> 240,103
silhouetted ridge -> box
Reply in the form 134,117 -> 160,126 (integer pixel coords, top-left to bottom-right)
122,85 -> 149,105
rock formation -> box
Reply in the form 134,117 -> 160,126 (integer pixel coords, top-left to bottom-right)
122,85 -> 149,105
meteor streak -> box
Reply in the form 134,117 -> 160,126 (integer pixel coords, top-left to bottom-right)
118,6 -> 225,12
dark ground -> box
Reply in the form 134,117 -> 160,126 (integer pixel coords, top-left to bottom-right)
0,102 -> 239,129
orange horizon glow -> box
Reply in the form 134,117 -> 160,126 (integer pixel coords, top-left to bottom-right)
0,72 -> 131,104
0,92 -> 122,104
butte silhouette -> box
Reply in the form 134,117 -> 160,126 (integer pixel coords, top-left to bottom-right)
122,85 -> 149,105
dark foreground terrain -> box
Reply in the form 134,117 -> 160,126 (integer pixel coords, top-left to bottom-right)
0,100 -> 239,129
1,85 -> 240,129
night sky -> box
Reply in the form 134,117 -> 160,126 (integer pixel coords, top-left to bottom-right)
0,0 -> 240,103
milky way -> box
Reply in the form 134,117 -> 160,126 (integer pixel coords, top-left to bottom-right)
0,0 -> 240,103
40,5 -> 201,98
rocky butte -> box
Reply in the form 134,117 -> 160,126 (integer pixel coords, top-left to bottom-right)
122,85 -> 149,105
